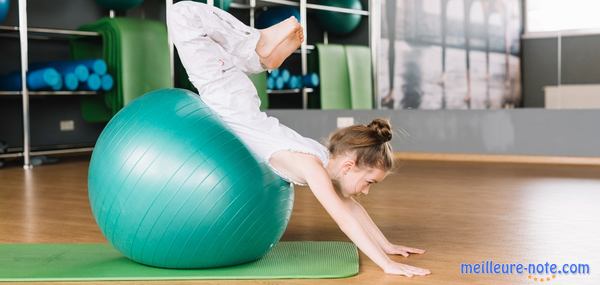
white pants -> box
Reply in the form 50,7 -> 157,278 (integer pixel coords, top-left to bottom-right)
167,1 -> 329,185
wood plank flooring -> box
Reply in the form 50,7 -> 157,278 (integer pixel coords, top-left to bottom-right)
1,156 -> 599,285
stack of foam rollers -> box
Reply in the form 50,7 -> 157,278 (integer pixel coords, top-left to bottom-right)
0,59 -> 113,92
267,68 -> 320,91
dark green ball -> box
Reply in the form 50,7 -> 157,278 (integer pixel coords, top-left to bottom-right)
95,0 -> 144,10
316,0 -> 362,35
195,0 -> 232,11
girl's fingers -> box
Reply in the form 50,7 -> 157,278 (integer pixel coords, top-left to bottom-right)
405,247 -> 426,254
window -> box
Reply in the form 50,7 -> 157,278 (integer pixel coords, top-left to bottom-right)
527,0 -> 600,32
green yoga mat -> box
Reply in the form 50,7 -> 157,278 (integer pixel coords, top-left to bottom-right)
72,17 -> 172,122
345,45 -> 373,109
0,241 -> 358,281
317,44 -> 351,109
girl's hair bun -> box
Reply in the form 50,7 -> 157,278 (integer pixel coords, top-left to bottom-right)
367,118 -> 392,143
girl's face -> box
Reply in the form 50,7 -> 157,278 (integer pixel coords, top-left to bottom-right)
337,164 -> 388,198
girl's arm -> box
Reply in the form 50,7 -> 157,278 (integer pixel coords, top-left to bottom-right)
271,152 -> 429,276
346,197 -> 426,257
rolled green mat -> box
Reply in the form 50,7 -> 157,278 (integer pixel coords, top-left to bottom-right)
71,17 -> 171,122
316,44 -> 351,109
345,45 -> 372,109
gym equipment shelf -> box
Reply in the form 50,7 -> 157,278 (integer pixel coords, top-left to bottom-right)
0,91 -> 100,96
267,87 -> 313,94
225,0 -> 379,109
0,25 -> 100,37
256,0 -> 369,15
3,0 -> 114,168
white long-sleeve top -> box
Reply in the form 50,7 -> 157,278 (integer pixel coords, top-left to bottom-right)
167,1 -> 329,185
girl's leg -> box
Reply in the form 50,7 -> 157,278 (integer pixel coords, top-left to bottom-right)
171,2 -> 301,73
258,27 -> 304,70
174,2 -> 298,73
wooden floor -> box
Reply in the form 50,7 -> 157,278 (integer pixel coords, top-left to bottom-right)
1,156 -> 599,285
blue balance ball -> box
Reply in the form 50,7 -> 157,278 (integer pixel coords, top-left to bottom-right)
0,0 -> 9,23
88,88 -> 294,269
256,6 -> 300,29
316,0 -> 362,35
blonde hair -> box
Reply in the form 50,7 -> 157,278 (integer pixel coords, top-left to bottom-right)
327,118 -> 394,171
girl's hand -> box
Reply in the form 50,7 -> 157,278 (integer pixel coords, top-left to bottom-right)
384,261 -> 431,277
384,243 -> 426,257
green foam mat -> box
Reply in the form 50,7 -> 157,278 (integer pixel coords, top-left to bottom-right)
345,45 -> 373,109
0,241 -> 358,281
316,44 -> 351,109
71,17 -> 172,123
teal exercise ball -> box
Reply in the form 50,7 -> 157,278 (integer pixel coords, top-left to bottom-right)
95,0 -> 144,10
88,88 -> 294,269
195,0 -> 232,11
316,0 -> 362,35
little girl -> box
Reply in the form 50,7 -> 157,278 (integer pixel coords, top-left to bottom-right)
167,1 -> 430,277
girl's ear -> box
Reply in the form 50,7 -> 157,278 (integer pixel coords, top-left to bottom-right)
341,159 -> 356,175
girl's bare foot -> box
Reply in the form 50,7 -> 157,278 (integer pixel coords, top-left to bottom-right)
259,25 -> 303,69
256,16 -> 300,58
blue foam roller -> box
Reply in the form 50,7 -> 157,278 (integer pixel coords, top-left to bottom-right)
280,69 -> 290,83
101,74 -> 113,91
73,64 -> 90,82
267,76 -> 275,90
30,61 -> 90,82
275,76 -> 284,90
0,0 -> 9,23
51,76 -> 63,91
289,75 -> 302,89
82,73 -> 101,91
0,68 -> 59,91
303,73 -> 320,88
79,59 -> 108,75
28,68 -> 61,90
63,73 -> 79,91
